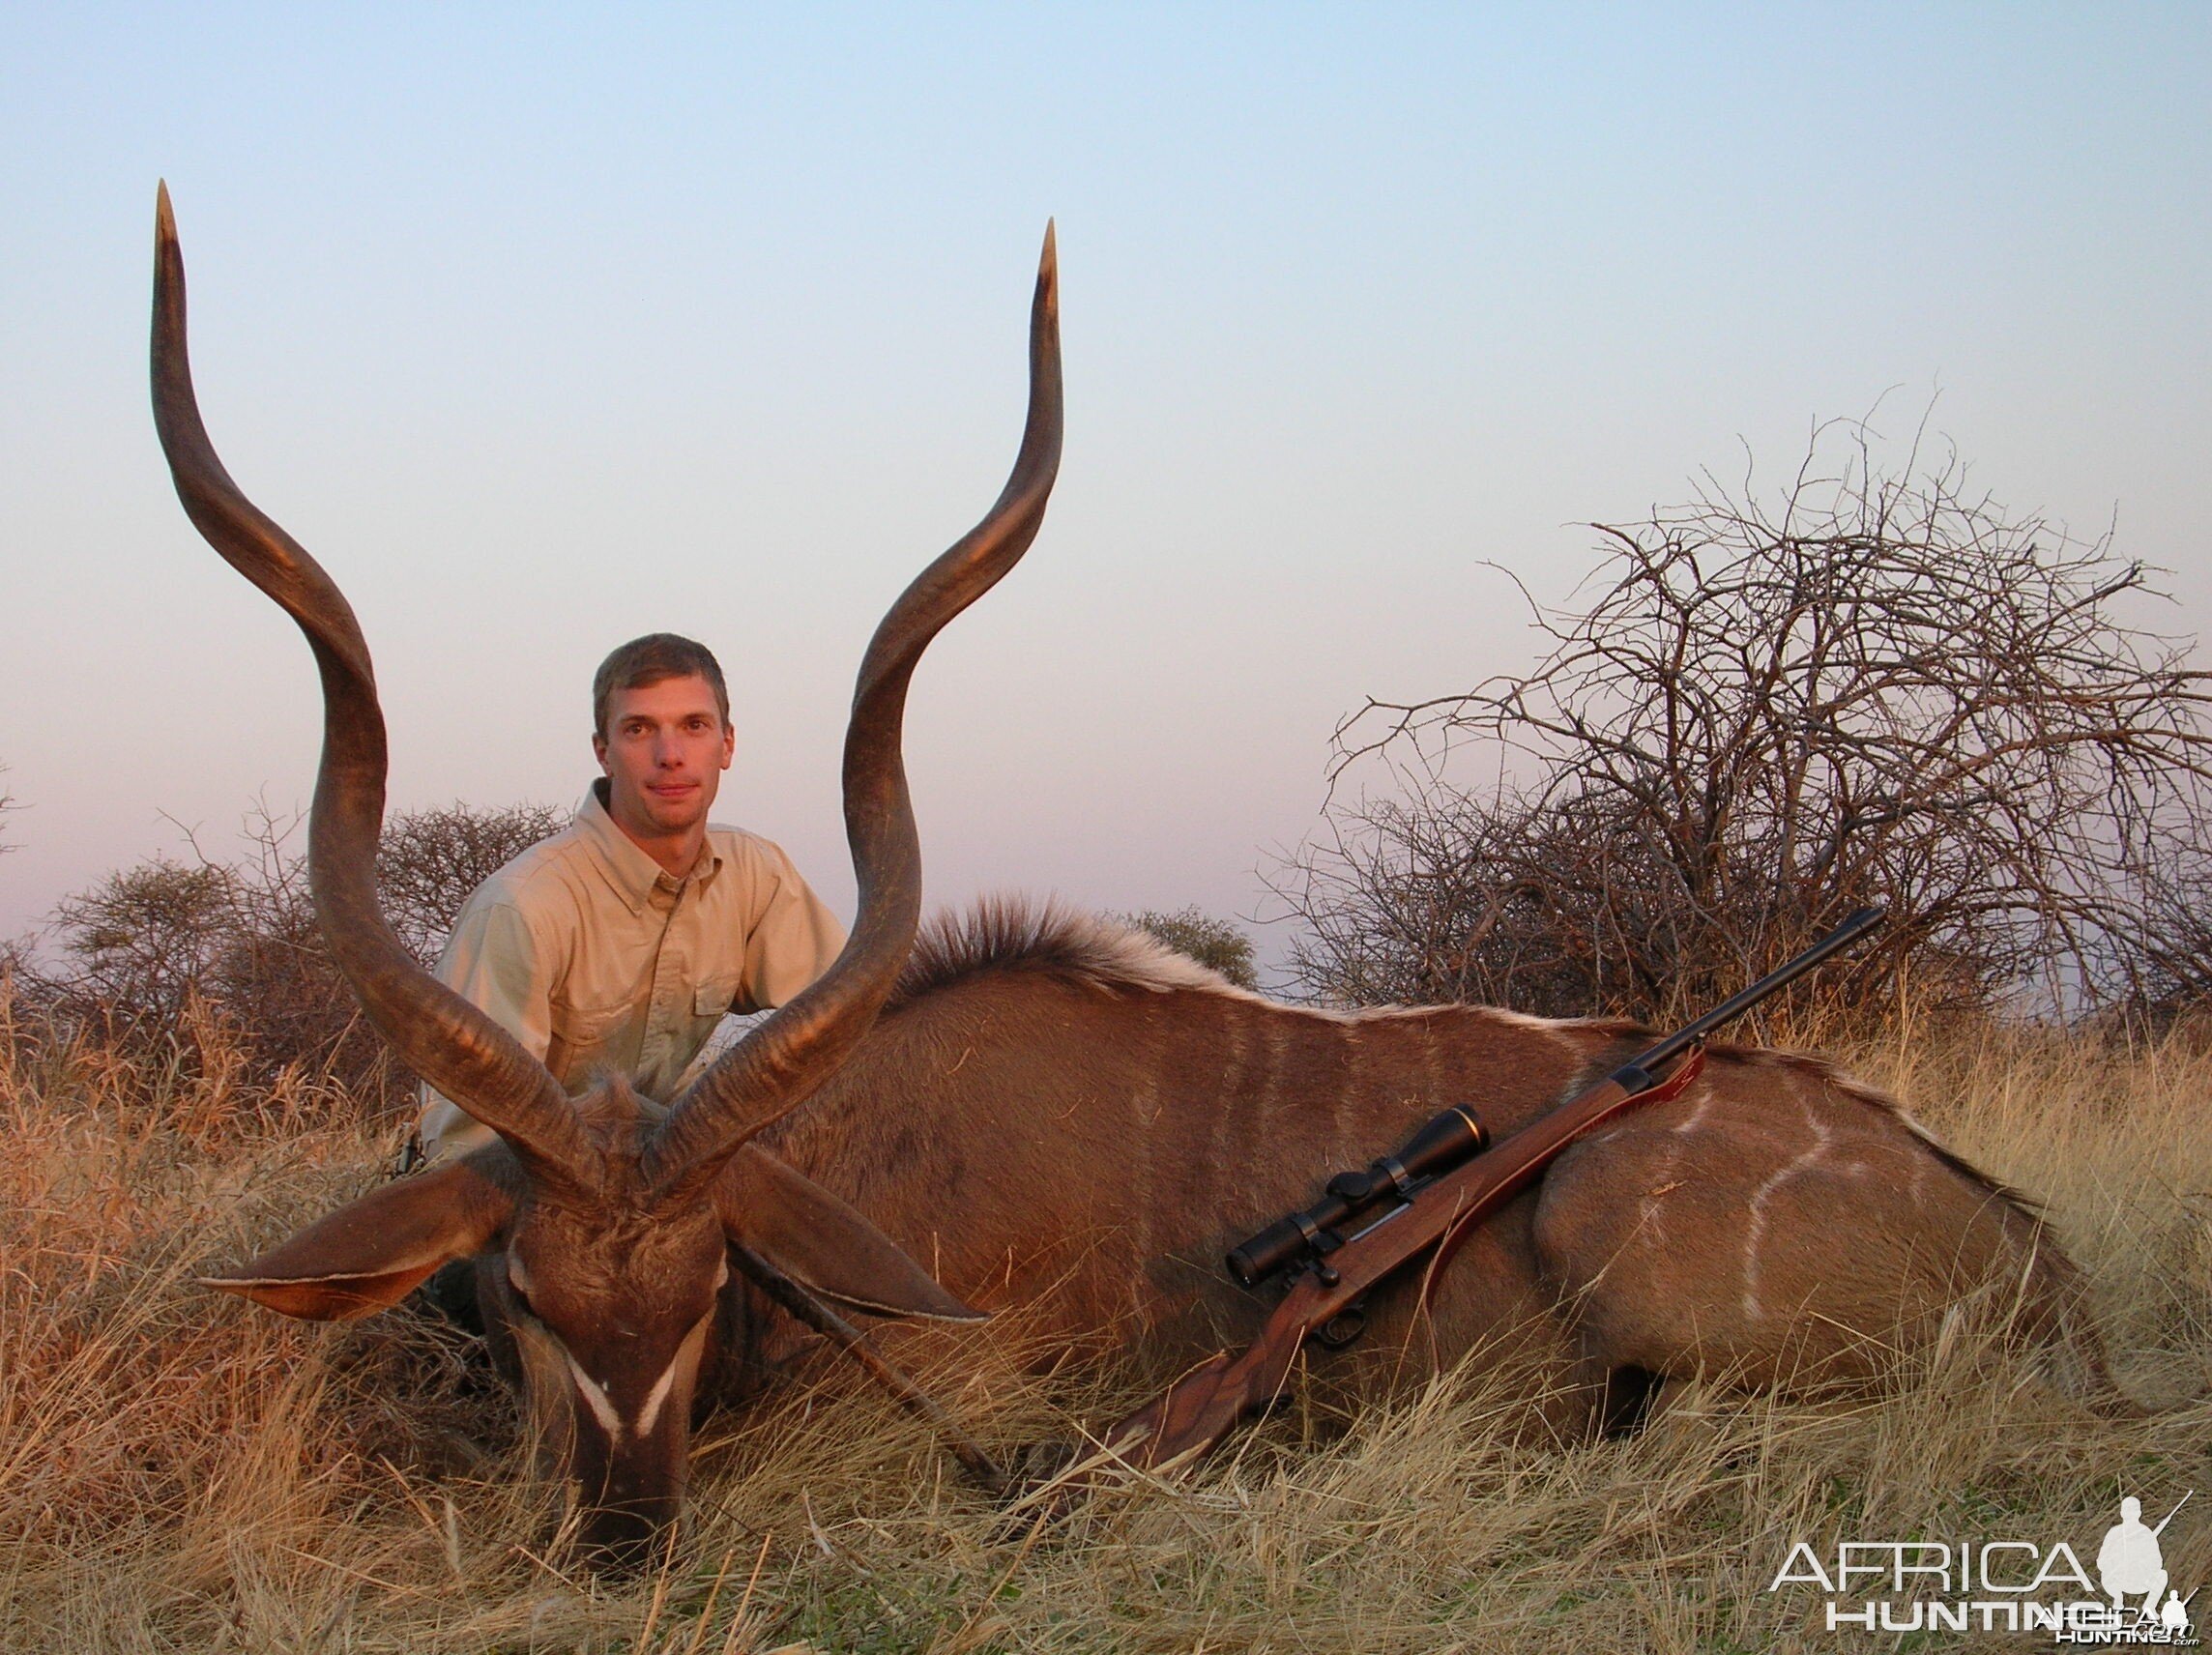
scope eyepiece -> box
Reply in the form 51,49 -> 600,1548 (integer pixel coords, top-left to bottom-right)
1227,1215 -> 1314,1288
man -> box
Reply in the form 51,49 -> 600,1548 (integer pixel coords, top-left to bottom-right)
416,632 -> 845,1163
2096,1495 -> 2173,1623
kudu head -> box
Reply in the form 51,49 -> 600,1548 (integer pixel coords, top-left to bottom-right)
152,184 -> 1062,1565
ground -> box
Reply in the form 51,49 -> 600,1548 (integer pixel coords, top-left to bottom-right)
2,991 -> 2206,1654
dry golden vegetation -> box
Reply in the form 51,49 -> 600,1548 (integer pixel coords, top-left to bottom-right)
2,987 -> 2206,1654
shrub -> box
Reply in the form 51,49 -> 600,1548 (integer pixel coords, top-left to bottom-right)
1279,420 -> 2212,1022
48,858 -> 236,1033
36,800 -> 564,1107
1121,907 -> 1261,990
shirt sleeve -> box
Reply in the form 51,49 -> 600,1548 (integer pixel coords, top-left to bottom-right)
416,899 -> 555,1159
734,842 -> 849,1014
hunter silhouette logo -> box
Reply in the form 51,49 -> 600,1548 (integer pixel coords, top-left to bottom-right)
2099,1495 -> 2194,1633
1767,1487 -> 2197,1642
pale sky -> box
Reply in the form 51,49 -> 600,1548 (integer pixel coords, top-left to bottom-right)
3,6 -> 2208,979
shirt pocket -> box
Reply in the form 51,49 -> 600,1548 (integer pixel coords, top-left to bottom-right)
692,975 -> 742,1024
666,976 -> 757,1092
686,974 -> 744,1051
685,969 -> 747,1035
547,998 -> 632,1086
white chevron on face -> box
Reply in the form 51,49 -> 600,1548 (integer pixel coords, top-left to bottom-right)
565,1350 -> 625,1442
636,1313 -> 712,1439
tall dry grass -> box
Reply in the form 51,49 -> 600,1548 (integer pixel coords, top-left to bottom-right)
2,984 -> 2205,1653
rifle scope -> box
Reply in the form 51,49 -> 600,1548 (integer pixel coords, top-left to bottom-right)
1226,1105 -> 1488,1287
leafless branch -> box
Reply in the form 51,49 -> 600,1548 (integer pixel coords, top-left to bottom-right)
1276,419 -> 2212,1023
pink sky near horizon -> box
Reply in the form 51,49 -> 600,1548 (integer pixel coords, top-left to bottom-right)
4,8 -> 2208,985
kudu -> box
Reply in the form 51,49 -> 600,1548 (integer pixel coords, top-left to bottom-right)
162,189 -> 2120,1567
742,901 -> 2117,1429
157,184 -> 1059,1563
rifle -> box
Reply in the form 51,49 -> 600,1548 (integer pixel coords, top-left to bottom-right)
1096,907 -> 1885,1475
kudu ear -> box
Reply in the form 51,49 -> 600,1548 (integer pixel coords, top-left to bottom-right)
201,1158 -> 514,1321
715,1146 -> 985,1323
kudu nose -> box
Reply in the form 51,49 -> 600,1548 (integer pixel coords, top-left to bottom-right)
579,1495 -> 681,1575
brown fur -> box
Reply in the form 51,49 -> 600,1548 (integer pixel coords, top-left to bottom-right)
758,900 -> 2116,1424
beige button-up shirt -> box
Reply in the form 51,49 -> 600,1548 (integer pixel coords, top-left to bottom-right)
418,781 -> 846,1159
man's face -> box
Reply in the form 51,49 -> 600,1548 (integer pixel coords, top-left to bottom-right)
594,674 -> 735,842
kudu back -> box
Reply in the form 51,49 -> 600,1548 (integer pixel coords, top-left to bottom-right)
156,184 -> 1061,1564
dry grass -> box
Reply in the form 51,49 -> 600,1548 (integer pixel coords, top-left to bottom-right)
2,988 -> 2206,1653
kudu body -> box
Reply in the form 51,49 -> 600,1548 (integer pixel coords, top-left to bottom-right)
746,904 -> 2116,1426
159,190 -> 2115,1567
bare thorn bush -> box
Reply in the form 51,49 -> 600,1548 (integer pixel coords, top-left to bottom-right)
1279,418 -> 2212,1024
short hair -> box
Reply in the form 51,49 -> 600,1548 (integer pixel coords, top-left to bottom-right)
592,633 -> 731,738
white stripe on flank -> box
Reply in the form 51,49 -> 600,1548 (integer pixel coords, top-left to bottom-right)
1739,1100 -> 1834,1321
1669,1086 -> 1714,1136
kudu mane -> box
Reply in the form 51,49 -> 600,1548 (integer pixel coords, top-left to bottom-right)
889,896 -> 1268,1007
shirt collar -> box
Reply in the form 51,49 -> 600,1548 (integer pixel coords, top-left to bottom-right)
577,781 -> 725,914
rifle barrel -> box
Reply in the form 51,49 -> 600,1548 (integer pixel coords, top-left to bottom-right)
1629,907 -> 1884,1077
